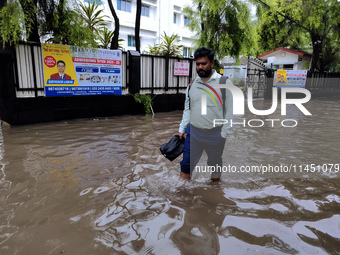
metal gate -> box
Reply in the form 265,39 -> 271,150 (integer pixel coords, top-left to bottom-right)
246,56 -> 268,98
246,69 -> 267,98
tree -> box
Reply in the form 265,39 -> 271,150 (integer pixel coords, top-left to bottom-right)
98,26 -> 115,48
0,0 -> 40,46
183,0 -> 257,60
107,0 -> 119,49
40,0 -> 97,47
0,0 -> 25,47
35,0 -> 98,47
97,26 -> 124,49
78,1 -> 109,33
0,0 -> 101,48
147,32 -> 183,57
135,0 -> 141,52
20,0 -> 39,42
255,0 -> 340,72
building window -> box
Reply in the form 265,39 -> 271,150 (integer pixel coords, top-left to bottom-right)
128,35 -> 135,47
117,0 -> 131,12
141,5 -> 149,17
283,64 -> 294,70
84,0 -> 101,3
174,13 -> 177,24
184,16 -> 190,25
183,47 -> 192,58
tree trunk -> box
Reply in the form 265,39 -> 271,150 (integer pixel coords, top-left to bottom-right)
19,0 -> 40,43
27,0 -> 40,43
0,0 -> 6,47
135,0 -> 141,52
108,0 -> 120,50
310,33 -> 322,72
0,0 -> 6,8
198,3 -> 204,31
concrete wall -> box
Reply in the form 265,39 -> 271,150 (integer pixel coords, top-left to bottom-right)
1,94 -> 185,126
1,45 -> 187,126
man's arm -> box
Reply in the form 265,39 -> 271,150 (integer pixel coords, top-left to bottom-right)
177,86 -> 191,139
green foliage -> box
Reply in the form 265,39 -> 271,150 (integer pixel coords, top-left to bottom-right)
147,32 -> 183,57
78,1 -> 109,33
0,0 -> 24,47
0,0 -> 38,47
97,27 -> 124,49
147,43 -> 162,55
39,0 -> 98,48
19,0 -> 36,39
134,93 -> 152,115
255,0 -> 340,72
0,0 -> 103,48
256,0 -> 310,53
183,0 -> 257,60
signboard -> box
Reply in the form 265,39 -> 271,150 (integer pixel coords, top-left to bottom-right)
276,70 -> 307,88
42,44 -> 122,96
174,62 -> 190,76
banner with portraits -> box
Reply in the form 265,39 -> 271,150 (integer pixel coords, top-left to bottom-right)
42,44 -> 122,96
276,70 -> 307,88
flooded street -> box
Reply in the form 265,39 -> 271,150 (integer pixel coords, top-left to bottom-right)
0,98 -> 339,255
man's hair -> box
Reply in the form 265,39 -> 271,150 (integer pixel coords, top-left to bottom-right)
57,60 -> 66,66
194,47 -> 214,61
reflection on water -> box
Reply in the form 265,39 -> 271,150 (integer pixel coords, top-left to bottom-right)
0,98 -> 339,255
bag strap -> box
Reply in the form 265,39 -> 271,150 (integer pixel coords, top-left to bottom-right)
188,79 -> 194,110
219,76 -> 228,117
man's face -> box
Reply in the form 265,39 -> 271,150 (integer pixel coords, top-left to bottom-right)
57,62 -> 65,74
196,56 -> 214,78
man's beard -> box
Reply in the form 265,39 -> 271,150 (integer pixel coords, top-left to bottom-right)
197,68 -> 212,78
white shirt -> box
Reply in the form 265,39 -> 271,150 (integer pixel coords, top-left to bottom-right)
178,70 -> 234,138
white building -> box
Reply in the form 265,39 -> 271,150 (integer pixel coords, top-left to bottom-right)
98,0 -> 195,56
258,47 -> 311,70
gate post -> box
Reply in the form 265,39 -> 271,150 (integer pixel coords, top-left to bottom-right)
128,50 -> 141,94
265,69 -> 275,99
0,46 -> 17,123
164,54 -> 169,91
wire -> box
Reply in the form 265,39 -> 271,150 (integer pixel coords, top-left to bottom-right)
253,0 -> 314,35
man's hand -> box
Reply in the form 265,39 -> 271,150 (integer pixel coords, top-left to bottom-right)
177,132 -> 184,140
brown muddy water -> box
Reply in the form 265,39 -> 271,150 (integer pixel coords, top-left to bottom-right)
0,98 -> 339,255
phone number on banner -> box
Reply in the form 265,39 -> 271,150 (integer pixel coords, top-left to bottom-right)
45,86 -> 122,96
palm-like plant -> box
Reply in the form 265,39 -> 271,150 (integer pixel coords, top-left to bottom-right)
160,32 -> 183,57
41,0 -> 97,48
78,1 -> 109,33
98,27 -> 114,48
148,32 -> 183,57
97,26 -> 124,49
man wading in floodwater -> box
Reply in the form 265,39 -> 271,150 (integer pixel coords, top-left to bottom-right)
177,47 -> 234,181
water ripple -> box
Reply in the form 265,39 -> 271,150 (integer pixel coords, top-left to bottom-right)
0,98 -> 339,254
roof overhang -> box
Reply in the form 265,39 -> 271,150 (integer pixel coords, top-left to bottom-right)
258,47 -> 311,59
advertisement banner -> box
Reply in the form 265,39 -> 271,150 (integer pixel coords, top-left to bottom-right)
42,44 -> 122,96
276,70 -> 307,88
174,62 -> 190,76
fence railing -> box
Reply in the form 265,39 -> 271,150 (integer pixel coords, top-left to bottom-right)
140,54 -> 196,93
12,43 -> 340,99
13,43 -> 196,98
305,71 -> 340,90
15,44 -> 45,97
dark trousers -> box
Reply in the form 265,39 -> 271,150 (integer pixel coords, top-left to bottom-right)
180,125 -> 226,176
